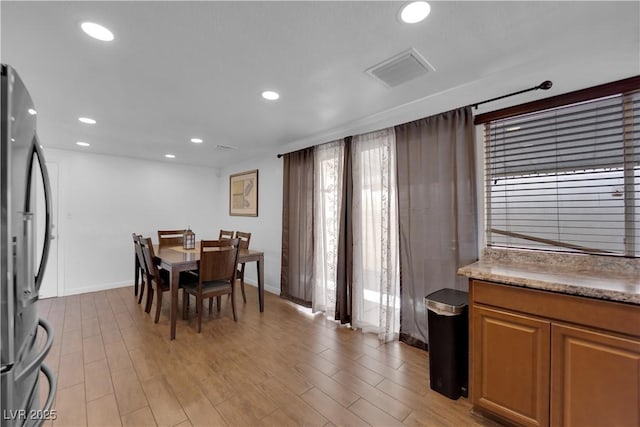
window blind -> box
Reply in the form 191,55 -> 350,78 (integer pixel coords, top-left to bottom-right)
485,90 -> 639,257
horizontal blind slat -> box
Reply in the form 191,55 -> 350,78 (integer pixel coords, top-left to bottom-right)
485,88 -> 639,257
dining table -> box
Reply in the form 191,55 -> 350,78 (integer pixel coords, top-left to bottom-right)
155,242 -> 265,340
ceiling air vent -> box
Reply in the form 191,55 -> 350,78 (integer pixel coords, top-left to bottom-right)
215,144 -> 236,150
366,48 -> 435,88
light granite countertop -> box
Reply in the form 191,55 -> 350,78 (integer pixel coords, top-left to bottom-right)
458,248 -> 640,305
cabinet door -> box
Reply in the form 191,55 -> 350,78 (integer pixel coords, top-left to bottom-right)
551,323 -> 640,427
472,305 -> 550,427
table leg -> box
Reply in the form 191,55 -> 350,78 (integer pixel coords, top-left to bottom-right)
170,268 -> 179,340
257,255 -> 264,312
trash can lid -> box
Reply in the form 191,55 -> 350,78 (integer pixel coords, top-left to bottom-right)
424,289 -> 468,314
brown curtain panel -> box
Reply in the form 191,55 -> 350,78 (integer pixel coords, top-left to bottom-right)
395,106 -> 477,348
280,148 -> 315,306
334,137 -> 352,324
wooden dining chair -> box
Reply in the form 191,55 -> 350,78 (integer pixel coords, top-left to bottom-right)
181,231 -> 236,312
132,233 -> 147,305
157,229 -> 186,247
219,229 -> 234,240
196,230 -> 235,312
140,237 -> 196,323
234,231 -> 251,303
182,238 -> 240,332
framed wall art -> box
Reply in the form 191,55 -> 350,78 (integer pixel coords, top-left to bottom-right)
229,169 -> 258,216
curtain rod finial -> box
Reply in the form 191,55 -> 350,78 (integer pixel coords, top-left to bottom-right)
538,80 -> 553,90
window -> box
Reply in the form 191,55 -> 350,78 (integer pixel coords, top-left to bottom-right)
351,129 -> 399,341
310,131 -> 400,341
484,88 -> 639,257
312,140 -> 344,316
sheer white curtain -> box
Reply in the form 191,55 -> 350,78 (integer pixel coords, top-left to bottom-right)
312,140 -> 344,316
351,129 -> 400,342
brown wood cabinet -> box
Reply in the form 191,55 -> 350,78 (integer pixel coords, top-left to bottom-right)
469,279 -> 640,427
472,306 -> 550,426
551,323 -> 640,427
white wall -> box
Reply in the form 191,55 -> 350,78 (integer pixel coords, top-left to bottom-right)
215,155 -> 283,295
41,120 -> 484,298
43,148 -> 219,296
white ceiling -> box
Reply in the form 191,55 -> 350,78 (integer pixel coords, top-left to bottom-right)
2,1 -> 638,168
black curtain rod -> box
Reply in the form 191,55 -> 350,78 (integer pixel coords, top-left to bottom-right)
471,80 -> 553,109
277,80 -> 553,158
277,145 -> 314,159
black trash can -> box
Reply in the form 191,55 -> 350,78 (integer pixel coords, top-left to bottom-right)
424,288 -> 469,400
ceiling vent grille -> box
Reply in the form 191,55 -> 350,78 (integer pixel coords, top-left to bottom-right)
215,144 -> 236,150
366,48 -> 435,88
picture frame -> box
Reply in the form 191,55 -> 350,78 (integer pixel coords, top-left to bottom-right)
229,169 -> 258,216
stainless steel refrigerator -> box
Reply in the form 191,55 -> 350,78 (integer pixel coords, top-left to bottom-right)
1,64 -> 56,426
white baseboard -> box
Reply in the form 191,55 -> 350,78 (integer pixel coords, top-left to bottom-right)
62,280 -> 132,297
242,278 -> 280,296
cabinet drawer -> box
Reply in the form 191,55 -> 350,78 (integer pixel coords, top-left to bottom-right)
471,280 -> 640,338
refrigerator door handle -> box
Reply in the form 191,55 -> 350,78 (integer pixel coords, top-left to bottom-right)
32,139 -> 51,292
39,363 -> 56,426
22,363 -> 56,427
15,318 -> 54,383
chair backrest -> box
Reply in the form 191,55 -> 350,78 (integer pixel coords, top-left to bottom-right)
140,237 -> 164,286
199,239 -> 239,287
235,231 -> 251,250
132,233 -> 147,274
157,229 -> 186,247
219,229 -> 234,240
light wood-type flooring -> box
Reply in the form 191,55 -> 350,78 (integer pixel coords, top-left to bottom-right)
36,284 -> 499,427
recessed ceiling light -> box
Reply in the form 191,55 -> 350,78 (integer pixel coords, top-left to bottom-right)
400,1 -> 431,24
81,22 -> 114,41
79,117 -> 96,124
262,90 -> 280,101
506,126 -> 521,132
165,154 -> 176,159
76,141 -> 90,147
28,108 -> 37,115
190,138 -> 203,144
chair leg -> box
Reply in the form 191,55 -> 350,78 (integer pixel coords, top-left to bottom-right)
231,289 -> 237,321
197,297 -> 203,333
208,297 -> 213,313
145,287 -> 154,313
134,258 -> 139,297
240,263 -> 247,303
136,279 -> 144,304
216,296 -> 222,312
138,274 -> 150,304
154,289 -> 162,323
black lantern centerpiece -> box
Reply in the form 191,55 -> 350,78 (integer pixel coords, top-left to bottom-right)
183,227 -> 195,250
